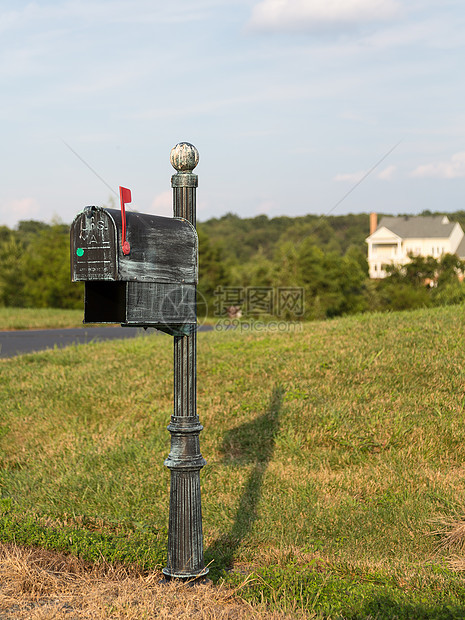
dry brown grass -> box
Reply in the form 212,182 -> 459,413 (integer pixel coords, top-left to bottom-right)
431,515 -> 465,556
0,543 -> 301,619
430,514 -> 465,572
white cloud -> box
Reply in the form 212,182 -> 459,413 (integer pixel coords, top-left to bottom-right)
377,165 -> 396,180
333,170 -> 365,183
0,198 -> 40,228
335,164 -> 397,183
410,152 -> 465,179
248,0 -> 402,32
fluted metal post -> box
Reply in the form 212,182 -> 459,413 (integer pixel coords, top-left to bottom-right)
163,143 -> 208,579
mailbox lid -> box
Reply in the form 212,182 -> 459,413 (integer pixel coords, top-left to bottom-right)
71,208 -> 118,281
112,209 -> 198,284
70,206 -> 198,284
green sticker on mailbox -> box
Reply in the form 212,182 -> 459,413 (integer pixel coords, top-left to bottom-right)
76,248 -> 84,257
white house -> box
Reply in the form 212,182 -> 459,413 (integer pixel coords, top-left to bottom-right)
365,213 -> 465,279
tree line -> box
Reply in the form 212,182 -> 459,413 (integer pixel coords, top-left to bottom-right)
1,211 -> 465,319
0,221 -> 83,309
200,210 -> 465,320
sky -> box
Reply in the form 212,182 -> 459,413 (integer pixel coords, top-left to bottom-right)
0,0 -> 464,228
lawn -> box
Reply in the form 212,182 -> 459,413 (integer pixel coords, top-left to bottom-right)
0,307 -> 216,331
0,307 -> 84,330
1,305 -> 465,617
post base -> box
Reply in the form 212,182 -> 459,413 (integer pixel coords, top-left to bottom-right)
162,567 -> 210,580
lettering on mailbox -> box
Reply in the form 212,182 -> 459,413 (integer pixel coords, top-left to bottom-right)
71,210 -> 118,281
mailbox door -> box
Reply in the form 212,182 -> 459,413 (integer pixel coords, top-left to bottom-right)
71,209 -> 118,281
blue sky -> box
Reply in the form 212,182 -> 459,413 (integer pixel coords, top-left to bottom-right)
1,0 -> 464,228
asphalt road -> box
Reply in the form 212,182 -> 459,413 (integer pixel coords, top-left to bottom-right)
0,326 -> 211,358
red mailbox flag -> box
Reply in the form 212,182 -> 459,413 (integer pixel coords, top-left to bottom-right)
119,186 -> 132,255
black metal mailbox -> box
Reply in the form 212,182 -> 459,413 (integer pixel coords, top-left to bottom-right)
70,205 -> 198,335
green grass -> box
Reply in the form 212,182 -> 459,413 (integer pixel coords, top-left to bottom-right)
0,307 -> 217,330
1,306 -> 465,617
0,307 -> 85,330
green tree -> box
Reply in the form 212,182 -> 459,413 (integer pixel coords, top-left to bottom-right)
16,220 -> 50,240
433,280 -> 465,306
435,253 -> 465,288
377,282 -> 431,311
384,254 -> 437,286
274,241 -> 299,287
197,228 -> 230,316
21,225 -> 83,309
0,232 -> 26,307
0,226 -> 12,244
238,248 -> 276,288
377,255 -> 437,311
345,245 -> 369,276
293,240 -> 367,320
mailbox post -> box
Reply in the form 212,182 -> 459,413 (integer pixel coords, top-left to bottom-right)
163,143 -> 208,579
70,142 -> 207,579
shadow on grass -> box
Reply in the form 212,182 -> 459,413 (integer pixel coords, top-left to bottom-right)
206,385 -> 284,573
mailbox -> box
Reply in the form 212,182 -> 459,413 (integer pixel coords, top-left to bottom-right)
70,205 -> 198,335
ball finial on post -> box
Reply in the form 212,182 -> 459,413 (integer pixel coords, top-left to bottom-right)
170,142 -> 199,173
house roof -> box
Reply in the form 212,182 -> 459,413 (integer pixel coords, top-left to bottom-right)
456,235 -> 465,259
376,215 -> 455,239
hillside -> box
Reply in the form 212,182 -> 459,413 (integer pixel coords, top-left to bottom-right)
199,209 -> 465,262
1,306 -> 465,617
199,212 -> 371,262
